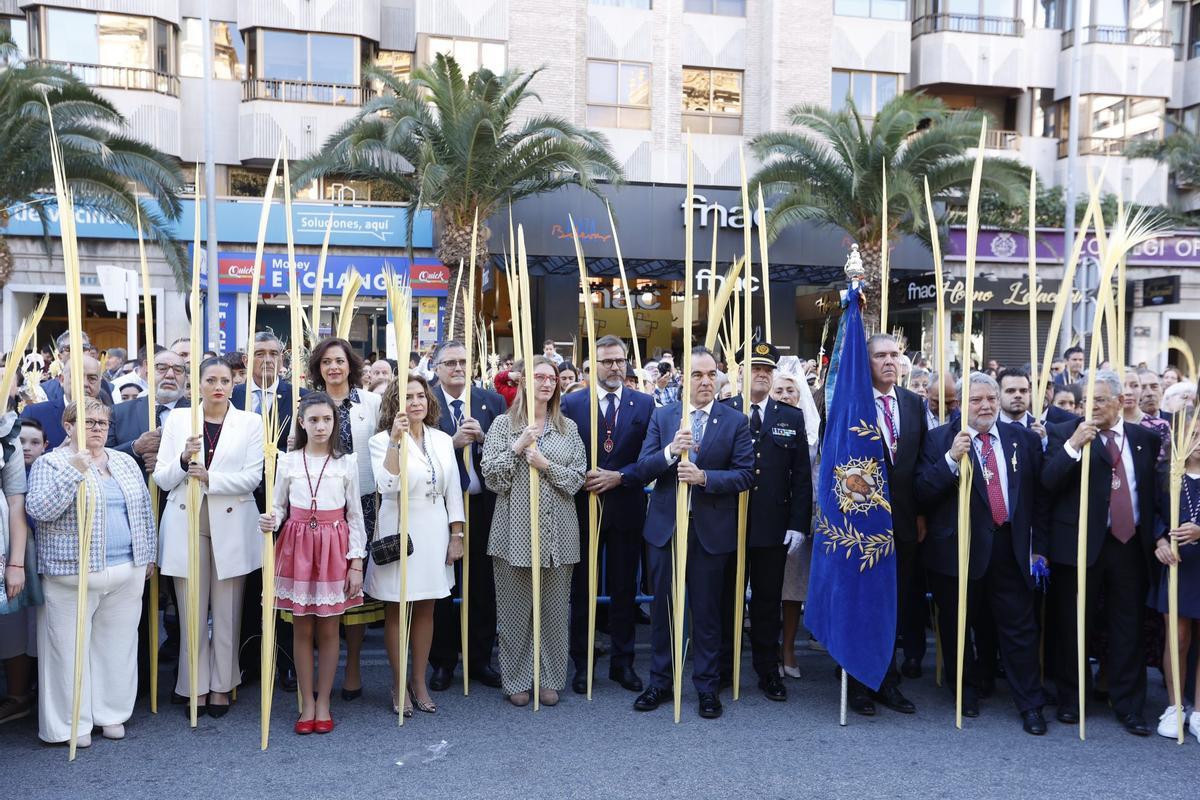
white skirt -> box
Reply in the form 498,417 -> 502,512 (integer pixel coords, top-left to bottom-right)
364,492 -> 455,602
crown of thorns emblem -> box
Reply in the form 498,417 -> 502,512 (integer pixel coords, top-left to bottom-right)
833,458 -> 891,515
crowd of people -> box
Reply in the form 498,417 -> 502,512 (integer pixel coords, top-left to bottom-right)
1,325 -> 1198,750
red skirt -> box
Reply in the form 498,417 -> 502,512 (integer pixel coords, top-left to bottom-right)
275,507 -> 363,617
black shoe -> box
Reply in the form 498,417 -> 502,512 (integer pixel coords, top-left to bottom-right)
429,666 -> 454,692
874,684 -> 916,714
634,686 -> 667,711
472,664 -> 503,689
1119,713 -> 1151,736
609,665 -> 644,693
278,668 -> 297,693
758,674 -> 787,702
977,677 -> 996,699
849,691 -> 876,716
207,703 -> 229,719
900,658 -> 922,680
698,692 -> 723,719
1021,709 -> 1047,735
183,702 -> 208,719
340,686 -> 362,702
1056,707 -> 1079,725
961,689 -> 980,719
571,670 -> 588,695
170,693 -> 189,706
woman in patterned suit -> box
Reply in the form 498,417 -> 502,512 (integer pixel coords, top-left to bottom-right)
482,356 -> 586,707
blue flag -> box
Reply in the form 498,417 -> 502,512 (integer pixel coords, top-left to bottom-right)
806,283 -> 897,691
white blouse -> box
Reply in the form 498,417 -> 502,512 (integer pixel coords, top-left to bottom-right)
270,449 -> 368,559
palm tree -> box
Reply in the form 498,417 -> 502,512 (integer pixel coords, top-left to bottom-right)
0,36 -> 186,284
1125,120 -> 1200,193
294,54 -> 624,333
750,93 -> 1030,332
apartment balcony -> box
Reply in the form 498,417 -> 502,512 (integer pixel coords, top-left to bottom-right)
236,0 -> 381,41
241,78 -> 377,106
36,60 -> 179,96
1056,26 -> 1173,99
909,15 -> 1027,91
983,128 -> 1021,151
238,79 -> 371,162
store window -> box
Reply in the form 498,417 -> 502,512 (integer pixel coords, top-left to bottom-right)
834,0 -> 908,19
427,36 -> 506,75
682,67 -> 742,134
181,19 -> 246,80
587,59 -> 652,129
684,0 -> 747,14
831,70 -> 900,116
248,31 -> 362,104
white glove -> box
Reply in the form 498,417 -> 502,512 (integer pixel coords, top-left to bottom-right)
783,530 -> 805,555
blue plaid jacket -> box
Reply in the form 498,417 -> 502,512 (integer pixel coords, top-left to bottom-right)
26,447 -> 156,576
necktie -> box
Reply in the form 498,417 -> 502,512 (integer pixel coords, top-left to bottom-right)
880,395 -> 898,455
978,432 -> 1007,527
691,409 -> 708,455
450,399 -> 464,429
155,403 -> 166,426
253,389 -> 264,415
604,393 -> 618,430
750,404 -> 762,436
1103,430 -> 1136,543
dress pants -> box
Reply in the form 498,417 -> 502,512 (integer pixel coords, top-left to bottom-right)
174,514 -> 247,697
492,558 -> 573,694
431,492 -> 498,673
927,525 -> 1045,712
38,561 -> 145,743
897,538 -> 928,664
719,543 -> 787,681
647,533 -> 730,695
1050,534 -> 1148,718
569,508 -> 642,672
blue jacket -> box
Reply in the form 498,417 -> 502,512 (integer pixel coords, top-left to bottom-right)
561,386 -> 654,527
635,400 -> 754,555
20,397 -> 67,449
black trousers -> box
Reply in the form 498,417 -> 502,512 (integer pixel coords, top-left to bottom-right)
136,574 -> 179,695
927,525 -> 1045,712
897,537 -> 928,664
718,543 -> 787,681
238,568 -> 295,679
569,513 -> 642,672
647,534 -> 729,694
430,492 -> 498,672
1050,534 -> 1149,718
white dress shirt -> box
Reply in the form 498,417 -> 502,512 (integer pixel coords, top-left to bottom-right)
600,385 -> 624,426
1063,422 -> 1139,526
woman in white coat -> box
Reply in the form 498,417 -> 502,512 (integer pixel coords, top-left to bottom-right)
366,374 -> 463,716
154,357 -> 264,718
307,337 -> 382,700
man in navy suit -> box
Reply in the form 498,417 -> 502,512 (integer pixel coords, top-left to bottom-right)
719,342 -> 811,701
916,372 -> 1050,735
428,340 -> 506,691
21,354 -> 105,449
997,369 -> 1047,442
631,346 -> 753,719
1042,369 -> 1166,737
108,347 -> 188,472
562,334 -> 654,695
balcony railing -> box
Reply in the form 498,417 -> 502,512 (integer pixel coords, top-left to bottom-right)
1056,137 -> 1134,158
983,129 -> 1021,150
912,14 -> 1024,37
35,60 -> 179,97
1061,25 -> 1172,48
241,78 -> 376,106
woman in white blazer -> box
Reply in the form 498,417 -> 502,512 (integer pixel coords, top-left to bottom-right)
154,357 -> 264,718
307,338 -> 381,699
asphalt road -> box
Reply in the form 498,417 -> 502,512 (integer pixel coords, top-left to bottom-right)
4,628 -> 1195,800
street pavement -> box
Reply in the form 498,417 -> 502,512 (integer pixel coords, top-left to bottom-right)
4,627 -> 1196,800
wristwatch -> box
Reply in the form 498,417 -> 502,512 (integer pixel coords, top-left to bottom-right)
388,440 -> 403,450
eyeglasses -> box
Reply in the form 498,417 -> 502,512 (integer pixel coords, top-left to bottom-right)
598,358 -> 627,369
439,359 -> 467,369
82,419 -> 110,430
532,375 -> 558,384
155,364 -> 186,375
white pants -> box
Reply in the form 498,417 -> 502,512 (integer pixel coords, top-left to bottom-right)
173,527 -> 246,697
38,561 -> 145,743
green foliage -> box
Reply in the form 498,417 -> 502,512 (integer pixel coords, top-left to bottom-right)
966,180 -> 1193,231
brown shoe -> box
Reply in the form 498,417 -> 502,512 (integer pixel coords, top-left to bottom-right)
507,691 -> 530,707
538,688 -> 559,707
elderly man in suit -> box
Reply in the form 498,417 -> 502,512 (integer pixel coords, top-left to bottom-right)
21,355 -> 105,449
632,346 -> 753,719
1042,369 -> 1167,736
719,341 -> 811,702
916,372 -> 1050,734
427,339 -> 506,691
108,347 -> 188,470
562,334 -> 655,695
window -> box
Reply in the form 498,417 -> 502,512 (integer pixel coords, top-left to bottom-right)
1035,0 -> 1059,27
46,8 -> 98,64
249,31 -> 362,103
684,0 -> 746,15
1031,88 -> 1057,137
587,59 -> 651,129
1181,103 -> 1200,132
228,167 -> 318,200
834,0 -> 908,19
427,36 -> 505,75
682,67 -> 742,134
1055,94 -> 1164,156
374,50 -> 413,81
1,16 -> 29,55
1190,0 -> 1200,56
1171,1 -> 1186,57
590,0 -> 652,7
42,9 -> 176,92
181,19 -> 246,80
831,70 -> 902,116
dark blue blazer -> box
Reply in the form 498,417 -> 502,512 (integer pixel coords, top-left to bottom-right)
915,422 -> 1048,589
561,387 -> 654,527
434,385 -> 505,493
635,400 -> 754,555
724,396 -> 812,545
230,381 -> 306,452
1043,404 -> 1078,426
106,396 -> 190,470
20,397 -> 67,449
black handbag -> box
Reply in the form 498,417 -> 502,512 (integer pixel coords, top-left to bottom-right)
369,532 -> 414,566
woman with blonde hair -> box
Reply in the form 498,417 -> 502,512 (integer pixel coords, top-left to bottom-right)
481,356 -> 586,707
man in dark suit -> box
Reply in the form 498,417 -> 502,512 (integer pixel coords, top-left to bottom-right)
562,335 -> 654,695
1137,368 -> 1173,426
229,331 -> 306,692
997,369 -> 1048,443
1042,369 -> 1166,736
1053,346 -> 1086,387
428,339 -> 505,691
107,347 -> 188,470
631,346 -> 753,719
853,334 -> 922,715
40,331 -> 113,406
915,372 -> 1049,734
21,354 -> 105,448
719,342 -> 811,701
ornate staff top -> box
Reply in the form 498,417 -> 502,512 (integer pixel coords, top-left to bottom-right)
844,243 -> 865,284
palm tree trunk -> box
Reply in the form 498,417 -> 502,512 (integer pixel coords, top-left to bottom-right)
435,216 -> 490,342
857,239 -> 883,335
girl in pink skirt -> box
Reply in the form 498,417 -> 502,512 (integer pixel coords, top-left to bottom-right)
259,392 -> 366,735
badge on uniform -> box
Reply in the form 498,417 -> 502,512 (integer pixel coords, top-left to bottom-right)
771,425 -> 796,438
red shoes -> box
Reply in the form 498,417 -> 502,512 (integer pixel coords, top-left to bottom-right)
313,717 -> 334,734
294,718 -> 315,735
